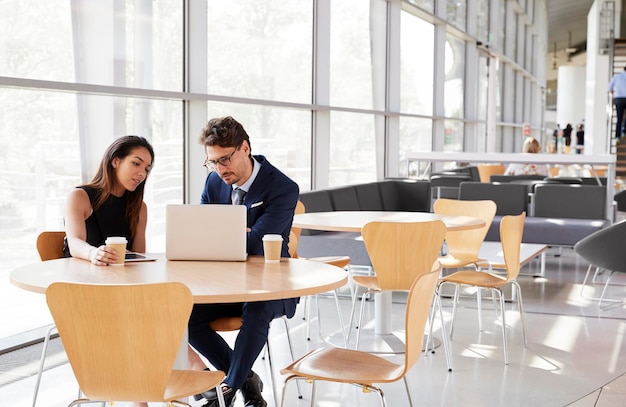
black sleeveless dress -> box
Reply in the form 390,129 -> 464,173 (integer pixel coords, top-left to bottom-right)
63,186 -> 134,257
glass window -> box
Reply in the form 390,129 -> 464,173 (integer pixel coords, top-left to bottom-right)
0,0 -> 183,91
445,35 -> 465,120
204,103 -> 312,191
399,117 -> 433,178
329,112 -> 377,186
206,1 -> 312,104
400,12 -> 434,116
406,0 -> 434,14
476,1 -> 489,44
444,119 -> 465,152
447,0 -> 467,30
330,0 -> 383,110
0,89 -> 183,339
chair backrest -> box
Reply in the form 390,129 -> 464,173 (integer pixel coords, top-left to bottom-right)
46,282 -> 193,402
500,212 -> 526,281
328,186 -> 360,211
433,199 -> 497,259
404,265 -> 441,376
533,184 -> 606,219
361,220 -> 446,290
36,231 -> 66,261
477,164 -> 505,182
459,181 -> 528,215
379,179 -> 432,212
288,200 -> 306,258
353,182 -> 384,211
489,174 -> 546,183
574,219 -> 626,272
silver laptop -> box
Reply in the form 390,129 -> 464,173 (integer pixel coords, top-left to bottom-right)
166,204 -> 248,261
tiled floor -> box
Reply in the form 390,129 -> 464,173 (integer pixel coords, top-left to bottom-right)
2,247 -> 626,406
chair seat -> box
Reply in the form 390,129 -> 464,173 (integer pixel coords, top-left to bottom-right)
210,317 -> 243,331
437,255 -> 487,269
441,270 -> 507,288
157,370 -> 226,402
305,255 -> 350,268
351,275 -> 381,291
281,348 -> 404,385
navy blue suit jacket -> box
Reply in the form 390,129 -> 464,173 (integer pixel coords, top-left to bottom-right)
200,155 -> 300,314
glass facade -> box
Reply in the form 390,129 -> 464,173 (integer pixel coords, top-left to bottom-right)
0,0 -> 548,346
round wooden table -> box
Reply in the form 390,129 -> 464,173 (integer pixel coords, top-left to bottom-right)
11,254 -> 348,370
10,254 -> 348,303
292,210 -> 485,232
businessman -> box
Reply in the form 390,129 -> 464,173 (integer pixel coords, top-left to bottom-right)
188,116 -> 299,407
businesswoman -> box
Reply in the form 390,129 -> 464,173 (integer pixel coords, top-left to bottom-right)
63,135 -> 154,266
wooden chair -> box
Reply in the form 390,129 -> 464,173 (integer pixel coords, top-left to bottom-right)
436,212 -> 527,365
32,231 -> 66,407
476,164 -> 505,182
46,282 -> 226,407
280,267 -> 441,407
347,220 -> 450,369
433,199 -> 497,333
36,231 -> 66,261
433,198 -> 496,271
291,200 -> 350,346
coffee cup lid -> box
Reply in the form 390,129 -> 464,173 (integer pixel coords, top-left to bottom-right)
262,234 -> 283,241
105,236 -> 128,244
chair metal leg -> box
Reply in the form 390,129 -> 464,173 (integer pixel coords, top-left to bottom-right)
477,287 -> 483,332
269,317 -> 302,403
428,288 -> 453,371
32,324 -> 56,407
425,290 -> 438,356
310,379 -> 317,407
369,385 -> 388,407
592,267 -> 605,283
280,375 -> 302,407
402,376 -> 414,407
511,281 -> 528,347
449,283 -> 460,340
435,293 -> 453,371
494,288 -> 509,365
355,289 -> 373,350
599,270 -> 617,309
332,289 -> 348,347
347,286 -> 358,344
305,295 -> 313,340
580,264 -> 594,298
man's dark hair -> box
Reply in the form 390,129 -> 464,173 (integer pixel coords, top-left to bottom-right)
198,116 -> 251,150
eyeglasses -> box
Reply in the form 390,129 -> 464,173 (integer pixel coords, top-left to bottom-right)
203,147 -> 238,170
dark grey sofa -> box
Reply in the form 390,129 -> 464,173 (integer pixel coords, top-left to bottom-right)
297,179 -> 610,267
459,182 -> 610,246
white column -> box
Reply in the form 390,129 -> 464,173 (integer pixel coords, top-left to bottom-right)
556,66 -> 586,128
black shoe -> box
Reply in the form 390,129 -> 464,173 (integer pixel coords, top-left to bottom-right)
202,385 -> 236,407
195,368 -> 217,401
241,371 -> 267,407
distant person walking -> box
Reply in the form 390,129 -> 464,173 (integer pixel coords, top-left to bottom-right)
608,67 -> 626,140
576,123 -> 585,154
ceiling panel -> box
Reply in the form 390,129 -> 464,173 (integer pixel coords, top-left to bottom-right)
547,0 -> 595,54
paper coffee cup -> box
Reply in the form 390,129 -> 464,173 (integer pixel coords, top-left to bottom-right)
105,236 -> 128,266
262,234 -> 283,263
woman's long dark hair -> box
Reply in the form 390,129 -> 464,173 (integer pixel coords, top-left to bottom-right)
83,136 -> 155,238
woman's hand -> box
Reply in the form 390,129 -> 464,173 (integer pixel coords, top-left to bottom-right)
88,245 -> 119,266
